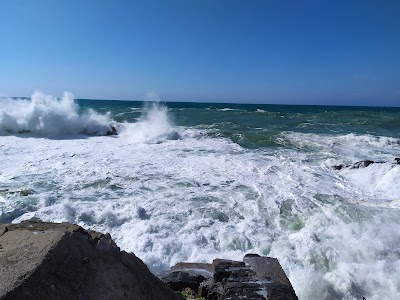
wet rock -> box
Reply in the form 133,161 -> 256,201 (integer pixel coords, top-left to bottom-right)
19,189 -> 35,196
167,131 -> 181,140
160,271 -> 205,292
332,164 -> 346,170
106,126 -> 118,136
350,160 -> 376,169
332,159 -> 395,170
0,220 -> 182,300
212,259 -> 245,283
0,189 -> 35,196
160,254 -> 298,300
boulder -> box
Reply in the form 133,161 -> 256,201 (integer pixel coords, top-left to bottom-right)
0,220 -> 182,300
160,262 -> 212,294
159,271 -> 205,293
160,254 -> 298,300
106,126 -> 118,136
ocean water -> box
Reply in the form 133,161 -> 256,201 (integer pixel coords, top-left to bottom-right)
1,92 -> 400,299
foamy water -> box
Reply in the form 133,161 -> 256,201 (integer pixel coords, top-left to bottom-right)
1,93 -> 400,299
0,92 -> 116,136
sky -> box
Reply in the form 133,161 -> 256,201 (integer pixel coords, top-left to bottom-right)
0,0 -> 400,106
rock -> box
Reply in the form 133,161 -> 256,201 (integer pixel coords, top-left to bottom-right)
160,271 -> 205,292
395,158 -> 400,164
0,220 -> 182,300
212,259 -> 245,283
332,164 -> 346,170
19,189 -> 35,196
350,160 -> 376,169
160,262 -> 212,294
171,262 -> 214,274
160,254 -> 298,300
0,189 -> 35,196
106,126 -> 118,136
332,159 -> 394,171
243,254 -> 292,286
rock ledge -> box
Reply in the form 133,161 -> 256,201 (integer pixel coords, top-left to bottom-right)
160,254 -> 298,300
0,220 -> 181,300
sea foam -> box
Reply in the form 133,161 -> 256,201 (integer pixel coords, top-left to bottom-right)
1,96 -> 400,300
0,92 -> 115,137
119,103 -> 181,143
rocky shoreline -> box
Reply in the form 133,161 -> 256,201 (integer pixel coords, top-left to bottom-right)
0,220 -> 297,300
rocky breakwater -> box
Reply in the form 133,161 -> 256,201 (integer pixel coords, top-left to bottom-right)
160,254 -> 298,300
0,220 -> 182,300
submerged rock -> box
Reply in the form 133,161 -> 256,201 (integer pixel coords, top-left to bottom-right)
160,254 -> 298,300
350,160 -> 376,169
0,220 -> 181,300
332,158 -> 399,170
0,189 -> 35,196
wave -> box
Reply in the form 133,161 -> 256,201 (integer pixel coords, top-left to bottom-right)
0,92 -> 117,137
0,92 -> 182,143
282,132 -> 400,160
119,103 -> 181,143
283,132 -> 400,148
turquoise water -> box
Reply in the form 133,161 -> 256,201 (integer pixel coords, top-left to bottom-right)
79,99 -> 400,148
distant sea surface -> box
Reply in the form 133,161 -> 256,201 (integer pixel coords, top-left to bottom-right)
1,92 -> 400,300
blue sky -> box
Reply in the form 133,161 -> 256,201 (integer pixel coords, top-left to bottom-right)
1,0 -> 399,106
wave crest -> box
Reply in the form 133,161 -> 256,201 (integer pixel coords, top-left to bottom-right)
0,92 -> 116,137
119,103 -> 181,143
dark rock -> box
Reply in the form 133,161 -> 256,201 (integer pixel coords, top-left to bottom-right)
212,259 -> 245,283
165,262 -> 213,295
395,158 -> 400,164
0,189 -> 35,196
332,164 -> 346,170
19,189 -> 35,196
0,220 -> 182,300
167,131 -> 181,140
161,254 -> 298,300
332,159 -> 394,171
351,160 -> 375,169
244,255 -> 292,287
160,271 -> 205,292
106,126 -> 118,136
244,253 -> 261,259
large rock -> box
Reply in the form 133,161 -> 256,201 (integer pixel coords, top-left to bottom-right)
161,254 -> 298,300
0,220 -> 182,300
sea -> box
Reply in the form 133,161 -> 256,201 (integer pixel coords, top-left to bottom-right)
1,92 -> 400,300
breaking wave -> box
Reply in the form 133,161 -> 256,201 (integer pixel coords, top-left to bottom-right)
0,92 -> 117,137
119,103 -> 181,143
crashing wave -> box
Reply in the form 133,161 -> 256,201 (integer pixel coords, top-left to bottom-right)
0,92 -> 117,137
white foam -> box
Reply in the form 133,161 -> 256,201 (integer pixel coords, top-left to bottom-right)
119,103 -> 181,143
1,101 -> 400,299
0,92 -> 115,136
282,131 -> 400,202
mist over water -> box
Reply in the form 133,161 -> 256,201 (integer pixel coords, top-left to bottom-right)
1,93 -> 400,299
